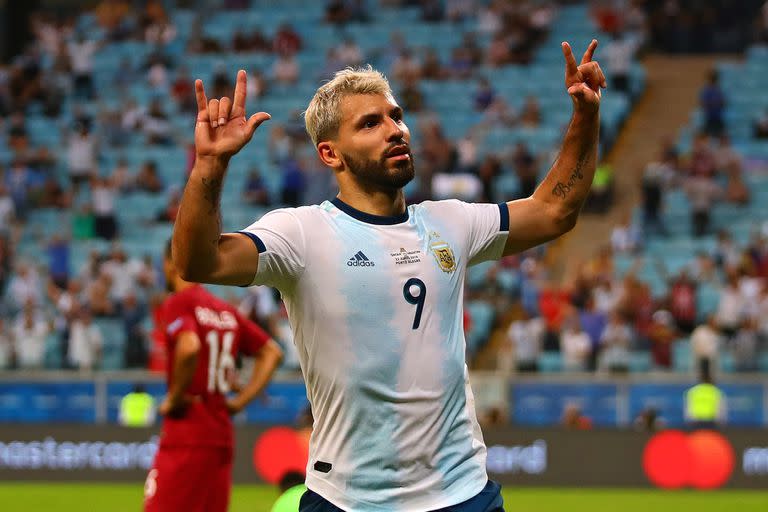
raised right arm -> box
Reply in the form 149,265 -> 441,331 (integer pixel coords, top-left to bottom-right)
172,71 -> 271,285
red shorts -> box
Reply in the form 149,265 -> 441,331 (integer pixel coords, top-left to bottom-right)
144,445 -> 233,512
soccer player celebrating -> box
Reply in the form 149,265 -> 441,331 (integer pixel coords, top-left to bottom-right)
173,40 -> 605,511
143,241 -> 283,512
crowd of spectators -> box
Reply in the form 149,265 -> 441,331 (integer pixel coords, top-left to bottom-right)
0,0 -> 570,371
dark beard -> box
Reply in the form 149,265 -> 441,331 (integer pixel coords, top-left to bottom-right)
342,151 -> 415,190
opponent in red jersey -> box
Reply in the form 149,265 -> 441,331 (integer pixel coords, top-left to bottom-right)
144,241 -> 283,512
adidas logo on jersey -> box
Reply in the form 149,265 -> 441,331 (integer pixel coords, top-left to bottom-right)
347,251 -> 375,267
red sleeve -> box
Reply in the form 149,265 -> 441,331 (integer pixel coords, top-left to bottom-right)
235,309 -> 270,356
164,295 -> 197,341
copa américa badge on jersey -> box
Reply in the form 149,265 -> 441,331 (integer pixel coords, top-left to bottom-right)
429,231 -> 457,273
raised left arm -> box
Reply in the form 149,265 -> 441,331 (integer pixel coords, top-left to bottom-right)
503,40 -> 606,256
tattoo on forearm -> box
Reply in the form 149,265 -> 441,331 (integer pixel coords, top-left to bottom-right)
551,148 -> 591,199
201,176 -> 223,245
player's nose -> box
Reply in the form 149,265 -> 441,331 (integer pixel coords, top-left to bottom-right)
384,116 -> 405,142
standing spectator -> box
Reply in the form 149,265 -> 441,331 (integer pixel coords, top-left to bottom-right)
647,310 -> 677,368
279,158 -> 306,207
690,315 -> 720,376
700,70 -> 726,136
122,293 -> 147,368
506,309 -> 544,373
560,311 -> 591,371
5,159 -> 33,220
67,33 -> 98,100
92,175 -> 119,240
102,247 -> 141,306
641,150 -> 675,237
0,183 -> 16,233
603,32 -> 635,94
67,122 -> 97,193
684,175 -> 722,237
597,311 -> 633,373
68,307 -> 103,371
47,235 -> 70,290
8,263 -> 42,312
716,272 -> 744,339
171,67 -> 196,115
668,269 -> 697,333
731,318 -> 759,372
579,298 -> 607,371
13,301 -> 49,369
0,318 -> 12,369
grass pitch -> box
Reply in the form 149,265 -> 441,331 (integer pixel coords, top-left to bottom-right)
0,483 -> 765,511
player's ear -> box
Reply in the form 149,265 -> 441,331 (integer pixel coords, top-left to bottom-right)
317,141 -> 342,170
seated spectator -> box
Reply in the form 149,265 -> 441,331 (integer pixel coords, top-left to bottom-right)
520,96 -> 542,127
155,188 -> 181,223
109,158 -> 134,193
486,33 -> 511,68
68,307 -> 102,371
135,161 -> 164,194
13,301 -> 49,369
753,108 -> 768,139
143,100 -> 173,145
272,51 -> 299,85
171,67 -> 196,115
449,46 -> 474,78
335,37 -> 363,67
511,142 -> 538,198
473,77 -> 496,112
399,76 -> 425,112
242,168 -> 270,206
273,23 -> 302,55
392,48 -> 421,83
420,48 -> 448,80
246,69 -> 268,100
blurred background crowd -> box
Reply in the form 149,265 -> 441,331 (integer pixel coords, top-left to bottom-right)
0,0 -> 767,387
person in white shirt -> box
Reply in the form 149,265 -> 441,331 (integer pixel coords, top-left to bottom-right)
68,307 -> 102,370
598,311 -> 633,373
172,39 -> 605,510
716,273 -> 744,337
8,263 -> 42,312
690,315 -> 721,375
560,311 -> 591,371
13,302 -> 50,369
67,33 -> 98,99
506,311 -> 545,372
0,318 -> 12,369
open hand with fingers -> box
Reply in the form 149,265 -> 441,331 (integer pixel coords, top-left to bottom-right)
562,39 -> 606,113
195,69 -> 271,160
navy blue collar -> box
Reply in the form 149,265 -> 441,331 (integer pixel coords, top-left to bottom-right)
331,197 -> 409,225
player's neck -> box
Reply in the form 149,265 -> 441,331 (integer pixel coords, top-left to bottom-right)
172,278 -> 197,293
335,188 -> 406,218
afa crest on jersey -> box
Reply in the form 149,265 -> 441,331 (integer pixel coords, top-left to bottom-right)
429,232 -> 457,273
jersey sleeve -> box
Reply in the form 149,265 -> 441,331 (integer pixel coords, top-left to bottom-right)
163,295 -> 197,340
234,309 -> 270,356
458,201 -> 510,266
237,208 -> 306,291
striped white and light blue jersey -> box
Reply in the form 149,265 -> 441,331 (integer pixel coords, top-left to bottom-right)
239,197 -> 510,511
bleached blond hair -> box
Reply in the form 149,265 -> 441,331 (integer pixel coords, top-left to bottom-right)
304,66 -> 393,146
